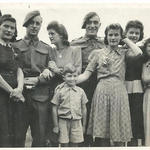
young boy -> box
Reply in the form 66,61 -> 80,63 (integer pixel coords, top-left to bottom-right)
51,64 -> 88,147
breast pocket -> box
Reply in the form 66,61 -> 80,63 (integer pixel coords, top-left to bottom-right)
34,49 -> 48,70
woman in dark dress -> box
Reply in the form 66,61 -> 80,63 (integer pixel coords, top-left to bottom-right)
0,14 -> 24,147
125,20 -> 145,146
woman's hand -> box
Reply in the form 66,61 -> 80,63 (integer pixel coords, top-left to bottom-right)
48,61 -> 63,75
53,126 -> 59,134
10,88 -> 25,102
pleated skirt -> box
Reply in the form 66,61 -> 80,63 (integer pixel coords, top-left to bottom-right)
87,77 -> 133,142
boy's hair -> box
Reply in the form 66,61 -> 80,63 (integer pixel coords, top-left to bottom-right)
63,64 -> 77,75
125,20 -> 144,41
104,23 -> 123,45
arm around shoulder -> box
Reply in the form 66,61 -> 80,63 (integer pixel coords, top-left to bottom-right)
123,38 -> 142,57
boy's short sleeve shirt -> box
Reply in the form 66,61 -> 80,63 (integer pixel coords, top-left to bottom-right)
51,83 -> 88,120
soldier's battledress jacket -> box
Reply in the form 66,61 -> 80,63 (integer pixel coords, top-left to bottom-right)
12,37 -> 52,102
71,36 -> 105,72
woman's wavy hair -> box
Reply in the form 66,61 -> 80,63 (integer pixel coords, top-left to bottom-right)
142,38 -> 150,63
47,21 -> 70,46
104,23 -> 123,45
125,20 -> 144,41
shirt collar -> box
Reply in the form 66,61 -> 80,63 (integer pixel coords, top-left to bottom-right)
0,39 -> 12,47
84,34 -> 99,41
105,46 -> 122,55
23,36 -> 39,46
63,82 -> 77,92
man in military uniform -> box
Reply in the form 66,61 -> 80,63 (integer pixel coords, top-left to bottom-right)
71,12 -> 104,147
13,10 -> 53,147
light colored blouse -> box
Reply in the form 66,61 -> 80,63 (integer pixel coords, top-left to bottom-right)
86,47 -> 142,81
49,46 -> 82,74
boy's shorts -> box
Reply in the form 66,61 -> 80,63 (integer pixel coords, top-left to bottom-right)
58,118 -> 84,144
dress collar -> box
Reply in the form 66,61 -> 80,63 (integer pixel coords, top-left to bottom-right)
105,46 -> 122,55
0,39 -> 12,47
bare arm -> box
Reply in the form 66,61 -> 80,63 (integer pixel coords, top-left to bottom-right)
52,104 -> 59,134
17,68 -> 24,91
0,75 -> 13,93
73,47 -> 82,74
10,68 -> 25,102
124,38 -> 142,57
82,104 -> 87,134
76,71 -> 92,84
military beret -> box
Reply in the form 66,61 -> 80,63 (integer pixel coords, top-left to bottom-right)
23,10 -> 40,27
82,12 -> 99,29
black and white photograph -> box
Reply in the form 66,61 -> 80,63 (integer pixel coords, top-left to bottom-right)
0,0 -> 150,148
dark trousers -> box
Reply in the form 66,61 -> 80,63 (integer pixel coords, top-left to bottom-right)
0,90 -> 10,147
24,92 -> 50,147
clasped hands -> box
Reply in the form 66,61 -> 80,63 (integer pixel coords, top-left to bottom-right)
10,87 -> 25,102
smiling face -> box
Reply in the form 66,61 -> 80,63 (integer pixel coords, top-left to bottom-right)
63,72 -> 77,87
26,15 -> 42,37
0,20 -> 16,42
85,15 -> 101,38
107,29 -> 121,48
126,27 -> 141,43
48,29 -> 62,45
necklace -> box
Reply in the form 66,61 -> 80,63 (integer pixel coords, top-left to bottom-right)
57,46 -> 66,58
59,53 -> 62,58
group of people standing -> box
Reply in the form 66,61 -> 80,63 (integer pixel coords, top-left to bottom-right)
0,9 -> 149,147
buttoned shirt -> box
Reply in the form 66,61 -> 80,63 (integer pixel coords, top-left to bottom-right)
51,82 -> 88,120
71,35 -> 105,72
86,47 -> 142,81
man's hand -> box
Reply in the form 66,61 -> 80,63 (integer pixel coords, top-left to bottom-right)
40,69 -> 53,80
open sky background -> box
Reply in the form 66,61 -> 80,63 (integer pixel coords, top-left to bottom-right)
1,1 -> 150,45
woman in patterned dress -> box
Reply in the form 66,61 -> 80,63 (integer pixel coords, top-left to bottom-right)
142,38 -> 150,146
76,23 -> 142,146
